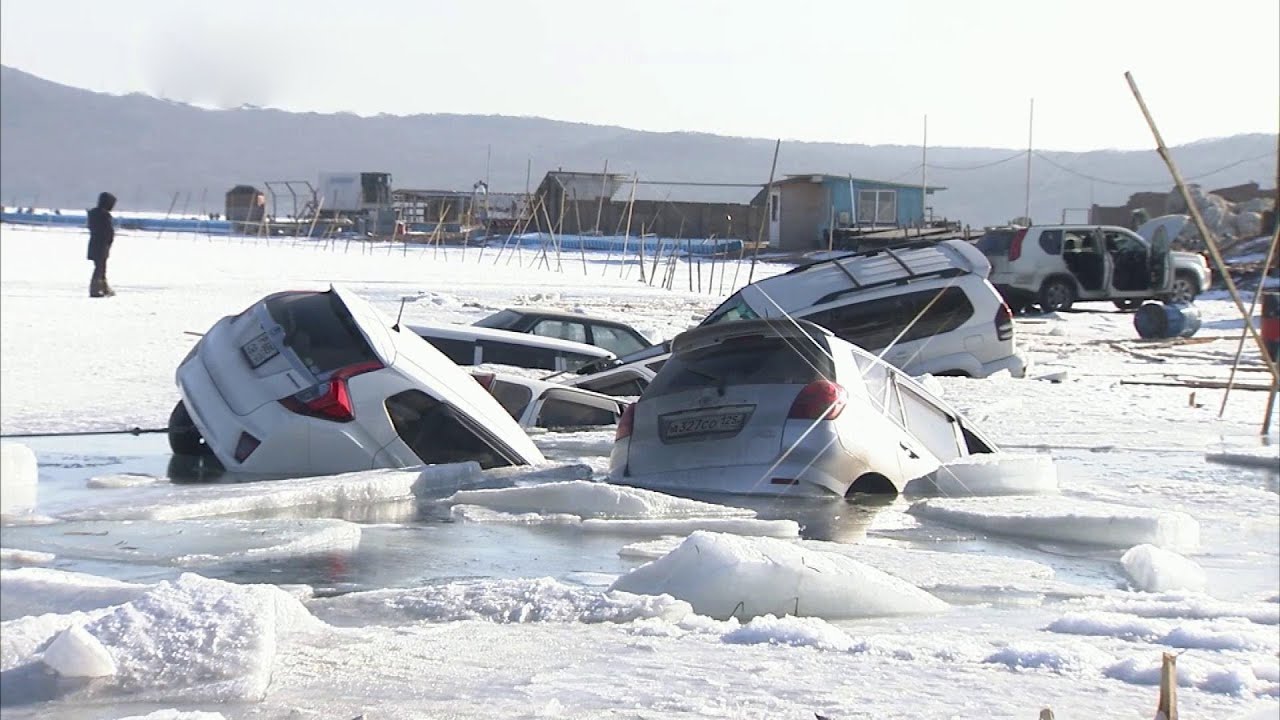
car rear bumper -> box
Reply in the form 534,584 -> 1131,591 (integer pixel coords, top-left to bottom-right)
979,350 -> 1028,379
994,284 -> 1038,307
608,440 -> 874,497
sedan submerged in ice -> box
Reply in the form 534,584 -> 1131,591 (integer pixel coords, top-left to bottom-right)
172,285 -> 544,476
609,319 -> 997,497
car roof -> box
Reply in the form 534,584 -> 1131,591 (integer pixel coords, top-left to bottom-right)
672,317 -> 835,357
496,307 -> 636,328
408,323 -> 616,358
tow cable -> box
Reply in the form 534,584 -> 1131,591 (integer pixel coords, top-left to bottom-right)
0,426 -> 180,439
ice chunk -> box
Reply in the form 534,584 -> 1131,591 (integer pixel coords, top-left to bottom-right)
618,537 -> 683,560
308,576 -> 692,627
1104,655 -> 1206,687
449,504 -> 583,525
67,573 -> 317,702
909,496 -> 1200,551
0,547 -> 55,566
1162,621 -> 1278,652
1083,592 -> 1280,625
41,623 -> 117,677
1046,611 -> 1168,640
87,473 -> 162,489
1,568 -> 149,620
60,467 -> 430,521
721,614 -> 856,651
0,441 -> 37,514
112,712 -> 228,720
1121,544 -> 1207,593
984,641 -> 1115,674
445,480 -> 755,519
2,608 -> 112,671
929,453 -> 1059,496
609,531 -> 948,621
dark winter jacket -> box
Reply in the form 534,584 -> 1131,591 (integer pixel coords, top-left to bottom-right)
86,192 -> 116,262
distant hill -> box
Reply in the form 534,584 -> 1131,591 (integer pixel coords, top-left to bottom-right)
1,65 -> 1275,226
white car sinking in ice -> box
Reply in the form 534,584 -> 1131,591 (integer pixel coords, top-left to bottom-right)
172,285 -> 544,477
609,318 -> 1000,497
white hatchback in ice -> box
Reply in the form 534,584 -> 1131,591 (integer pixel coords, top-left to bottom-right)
609,318 -> 999,497
172,285 -> 544,476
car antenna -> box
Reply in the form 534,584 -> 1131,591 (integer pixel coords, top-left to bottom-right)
392,293 -> 426,332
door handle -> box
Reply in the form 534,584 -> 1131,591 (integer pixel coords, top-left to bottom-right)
899,441 -> 919,459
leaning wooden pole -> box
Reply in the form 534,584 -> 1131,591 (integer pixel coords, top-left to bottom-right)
611,175 -> 638,278
593,160 -> 609,234
747,139 -> 782,285
1125,71 -> 1278,393
1219,227 -> 1279,417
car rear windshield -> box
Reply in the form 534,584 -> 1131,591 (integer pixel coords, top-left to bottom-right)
645,334 -> 833,399
699,293 -> 760,326
473,310 -> 523,330
265,291 -> 377,376
976,229 -> 1017,256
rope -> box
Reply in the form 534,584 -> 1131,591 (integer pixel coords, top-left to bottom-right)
0,426 -> 176,439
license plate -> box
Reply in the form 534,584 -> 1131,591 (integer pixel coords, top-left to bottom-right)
661,408 -> 751,441
241,332 -> 279,368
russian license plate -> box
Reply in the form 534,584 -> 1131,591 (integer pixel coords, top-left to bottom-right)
241,332 -> 279,368
661,408 -> 751,441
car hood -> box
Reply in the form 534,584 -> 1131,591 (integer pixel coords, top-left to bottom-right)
1135,214 -> 1189,246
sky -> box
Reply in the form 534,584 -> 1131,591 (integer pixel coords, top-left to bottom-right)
1,0 -> 1277,152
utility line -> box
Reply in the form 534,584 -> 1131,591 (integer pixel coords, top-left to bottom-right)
1032,150 -> 1273,187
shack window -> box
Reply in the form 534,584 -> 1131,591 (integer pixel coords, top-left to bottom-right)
856,190 -> 898,225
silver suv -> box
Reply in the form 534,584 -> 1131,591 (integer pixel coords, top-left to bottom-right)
978,219 -> 1211,312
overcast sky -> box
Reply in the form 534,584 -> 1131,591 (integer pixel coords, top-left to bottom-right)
2,0 -> 1276,152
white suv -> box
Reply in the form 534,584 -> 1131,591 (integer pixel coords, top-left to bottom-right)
698,240 -> 1026,379
977,218 -> 1211,312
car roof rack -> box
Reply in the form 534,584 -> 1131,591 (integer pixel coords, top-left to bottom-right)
774,241 -> 974,306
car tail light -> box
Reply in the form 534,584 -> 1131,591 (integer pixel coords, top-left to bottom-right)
234,432 -> 261,462
615,403 -> 636,440
472,372 -> 496,392
995,302 -> 1014,341
278,360 -> 384,423
788,380 -> 847,420
1008,228 -> 1028,262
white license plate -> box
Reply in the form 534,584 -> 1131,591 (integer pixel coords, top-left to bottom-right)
241,332 -> 279,368
662,410 -> 749,440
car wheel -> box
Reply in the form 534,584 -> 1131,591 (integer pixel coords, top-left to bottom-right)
1113,298 -> 1142,312
1169,273 -> 1197,304
168,401 -> 211,456
1038,278 -> 1075,313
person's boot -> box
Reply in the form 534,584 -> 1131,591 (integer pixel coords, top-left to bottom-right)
102,282 -> 116,297
90,278 -> 104,298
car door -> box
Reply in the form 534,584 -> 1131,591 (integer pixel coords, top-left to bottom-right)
529,388 -> 621,429
1146,228 -> 1175,291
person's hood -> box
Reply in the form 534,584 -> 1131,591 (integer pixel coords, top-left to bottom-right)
96,192 -> 116,211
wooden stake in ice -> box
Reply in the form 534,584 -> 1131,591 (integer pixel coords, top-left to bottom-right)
747,139 -> 782,286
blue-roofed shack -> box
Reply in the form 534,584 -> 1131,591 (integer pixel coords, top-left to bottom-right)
753,175 -> 945,251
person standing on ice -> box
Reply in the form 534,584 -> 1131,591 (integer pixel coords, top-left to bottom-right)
86,191 -> 116,297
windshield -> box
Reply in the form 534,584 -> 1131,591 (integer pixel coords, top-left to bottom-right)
699,292 -> 760,326
645,334 -> 833,399
976,229 -> 1016,256
473,309 -> 523,329
265,291 -> 377,376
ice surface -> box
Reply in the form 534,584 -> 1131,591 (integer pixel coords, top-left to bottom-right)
1121,543 -> 1207,592
1,568 -> 149,620
909,496 -> 1201,551
1047,611 -> 1169,640
580,517 -> 800,537
609,531 -> 948,620
308,576 -> 692,627
1081,592 -> 1280,625
42,623 -> 118,677
111,712 -> 227,720
0,441 -> 38,514
983,641 -> 1115,674
87,473 -> 162,489
930,453 -> 1059,496
444,480 -> 755,519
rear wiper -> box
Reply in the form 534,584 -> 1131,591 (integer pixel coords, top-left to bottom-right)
685,366 -> 727,396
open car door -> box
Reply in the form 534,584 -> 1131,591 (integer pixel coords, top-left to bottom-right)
1136,215 -> 1187,291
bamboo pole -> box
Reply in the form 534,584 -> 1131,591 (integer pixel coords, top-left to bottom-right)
1125,71 -> 1278,392
1156,652 -> 1178,720
1219,228 -> 1279,416
157,191 -> 179,240
747,139 -> 782,285
612,176 -> 638,277
593,160 -> 609,234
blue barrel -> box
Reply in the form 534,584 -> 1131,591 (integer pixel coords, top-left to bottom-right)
1134,301 -> 1202,339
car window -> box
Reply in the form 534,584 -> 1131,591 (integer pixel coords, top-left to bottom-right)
645,358 -> 667,373
384,390 -> 512,469
645,335 -> 833,399
424,337 -> 478,365
265,291 -> 377,376
473,310 -> 523,330
701,292 -> 760,326
578,372 -> 648,397
976,229 -> 1015,256
489,380 -> 533,421
898,387 -> 961,462
1038,229 -> 1063,255
801,287 -> 975,351
536,391 -> 618,428
531,319 -> 588,344
1063,229 -> 1097,254
480,341 -> 558,370
1104,230 -> 1145,254
591,325 -> 647,356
